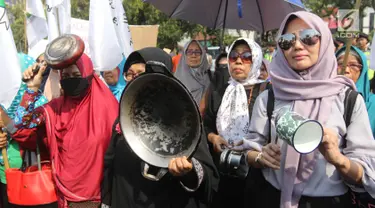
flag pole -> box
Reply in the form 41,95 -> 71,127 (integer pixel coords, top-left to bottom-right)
0,130 -> 9,170
341,0 -> 361,71
55,6 -> 61,36
0,109 -> 10,170
23,0 -> 28,53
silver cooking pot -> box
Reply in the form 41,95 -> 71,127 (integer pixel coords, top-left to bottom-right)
119,61 -> 202,181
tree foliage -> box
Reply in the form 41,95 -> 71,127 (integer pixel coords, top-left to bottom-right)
16,0 -> 374,53
8,0 -> 213,52
71,0 -> 89,20
123,0 -> 202,49
8,2 -> 27,53
302,0 -> 374,37
302,0 -> 374,17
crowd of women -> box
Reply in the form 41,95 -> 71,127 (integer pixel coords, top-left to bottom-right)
0,10 -> 374,208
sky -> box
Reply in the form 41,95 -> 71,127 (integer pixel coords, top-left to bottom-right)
5,0 -> 13,5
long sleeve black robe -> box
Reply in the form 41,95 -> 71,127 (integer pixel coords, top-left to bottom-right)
101,118 -> 219,208
203,82 -> 268,208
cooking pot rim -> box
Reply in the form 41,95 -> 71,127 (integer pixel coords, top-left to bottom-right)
119,72 -> 202,168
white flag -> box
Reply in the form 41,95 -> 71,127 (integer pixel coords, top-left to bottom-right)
48,0 -> 63,8
0,1 -> 22,109
46,0 -> 71,42
28,39 -> 49,60
26,0 -> 48,49
370,32 -> 375,69
71,18 -> 91,57
112,0 -> 133,58
57,0 -> 71,36
89,0 -> 134,71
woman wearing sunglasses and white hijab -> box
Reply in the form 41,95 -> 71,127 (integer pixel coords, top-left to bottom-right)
203,38 -> 267,208
239,11 -> 375,208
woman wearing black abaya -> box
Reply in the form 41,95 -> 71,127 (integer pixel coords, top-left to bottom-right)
203,38 -> 267,208
101,47 -> 219,208
211,53 -> 230,91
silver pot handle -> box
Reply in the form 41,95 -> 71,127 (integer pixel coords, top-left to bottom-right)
141,162 -> 168,181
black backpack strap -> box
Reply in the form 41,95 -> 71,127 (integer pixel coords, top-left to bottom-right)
342,88 -> 358,149
344,88 -> 358,128
259,82 -> 268,93
266,87 -> 275,144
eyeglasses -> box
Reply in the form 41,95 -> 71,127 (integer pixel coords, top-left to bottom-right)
228,51 -> 252,64
278,29 -> 321,51
124,70 -> 141,81
186,50 -> 202,56
337,62 -> 362,71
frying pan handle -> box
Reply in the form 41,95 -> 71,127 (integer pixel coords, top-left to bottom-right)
141,162 -> 168,181
21,65 -> 41,83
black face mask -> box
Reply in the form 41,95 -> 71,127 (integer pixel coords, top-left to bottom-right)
60,76 -> 91,97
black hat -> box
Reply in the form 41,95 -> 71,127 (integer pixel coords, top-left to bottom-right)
335,37 -> 346,44
123,47 -> 173,74
359,33 -> 369,42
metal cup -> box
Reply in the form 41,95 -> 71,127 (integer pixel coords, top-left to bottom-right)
275,107 -> 323,154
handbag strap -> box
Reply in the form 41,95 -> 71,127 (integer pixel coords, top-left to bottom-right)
20,138 -> 42,172
20,150 -> 31,172
36,138 -> 41,171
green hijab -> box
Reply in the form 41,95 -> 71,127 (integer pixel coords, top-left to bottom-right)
336,46 -> 375,138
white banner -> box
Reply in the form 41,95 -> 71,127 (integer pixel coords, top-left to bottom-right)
111,0 -> 133,58
71,18 -> 159,59
28,39 -> 48,60
89,0 -> 133,71
0,5 -> 22,109
46,0 -> 71,42
26,0 -> 48,49
71,18 -> 91,57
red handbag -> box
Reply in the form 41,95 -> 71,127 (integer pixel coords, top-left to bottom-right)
5,144 -> 57,206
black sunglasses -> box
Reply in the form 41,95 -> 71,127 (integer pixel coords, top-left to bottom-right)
228,51 -> 252,64
278,29 -> 321,51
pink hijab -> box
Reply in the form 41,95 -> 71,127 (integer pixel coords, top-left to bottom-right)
269,11 -> 355,207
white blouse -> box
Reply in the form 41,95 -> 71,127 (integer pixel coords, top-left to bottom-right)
246,87 -> 375,197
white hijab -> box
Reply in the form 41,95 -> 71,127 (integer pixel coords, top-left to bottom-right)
216,38 -> 264,144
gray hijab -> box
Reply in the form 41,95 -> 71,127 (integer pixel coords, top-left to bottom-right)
174,40 -> 211,104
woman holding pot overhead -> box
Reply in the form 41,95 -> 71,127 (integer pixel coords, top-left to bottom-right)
203,38 -> 267,208
238,11 -> 375,208
8,35 -> 118,207
101,47 -> 219,208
